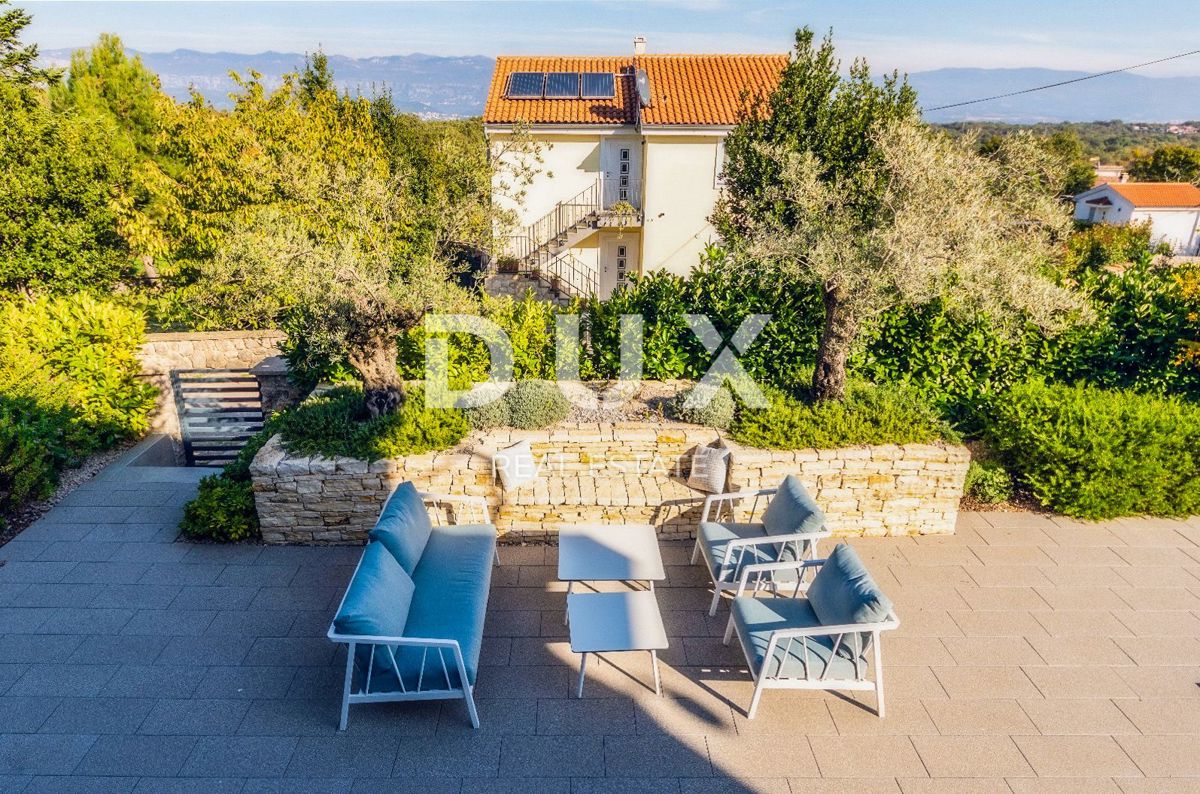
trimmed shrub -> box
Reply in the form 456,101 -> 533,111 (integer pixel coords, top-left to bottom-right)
179,474 -> 259,542
964,460 -> 1013,504
666,382 -> 736,430
276,385 -> 469,460
462,390 -> 511,429
982,381 -> 1200,519
0,296 -> 155,521
730,381 -> 957,450
505,379 -> 570,429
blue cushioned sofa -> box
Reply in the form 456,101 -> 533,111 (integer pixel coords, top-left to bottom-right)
693,475 -> 833,616
327,482 -> 498,729
723,542 -> 899,719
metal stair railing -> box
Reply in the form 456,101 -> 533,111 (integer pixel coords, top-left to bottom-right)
541,250 -> 598,298
503,179 -> 601,267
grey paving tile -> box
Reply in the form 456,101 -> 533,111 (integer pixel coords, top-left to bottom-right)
205,611 -> 296,638
36,609 -> 135,636
66,635 -> 170,665
11,524 -> 93,543
168,586 -> 260,612
0,774 -> 30,793
0,735 -> 97,775
242,638 -> 335,667
181,545 -> 262,565
246,778 -> 353,794
100,666 -> 205,699
8,665 -> 118,698
138,698 -> 250,735
0,563 -> 78,585
0,609 -> 53,633
0,542 -> 51,561
82,524 -> 171,544
285,612 -> 331,639
0,664 -> 30,696
38,697 -> 155,735
0,635 -> 85,664
0,696 -> 62,733
603,734 -> 712,778
286,734 -> 397,778
357,779 -> 459,794
76,735 -> 197,777
237,698 -> 342,736
499,735 -> 603,778
434,697 -> 537,737
155,635 -> 254,667
214,565 -> 299,588
61,563 -> 151,586
139,564 -> 225,587
130,777 -> 243,793
92,586 -> 180,610
107,544 -> 191,564
120,611 -> 215,637
536,697 -> 636,735
249,587 -> 339,612
180,735 -> 298,777
193,667 -> 296,700
390,735 -> 500,778
571,780 -> 681,794
35,543 -> 118,563
44,505 -> 136,524
0,583 -> 28,607
24,776 -> 138,793
7,585 -> 102,609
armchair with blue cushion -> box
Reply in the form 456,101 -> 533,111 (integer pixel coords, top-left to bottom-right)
327,482 -> 498,730
722,542 -> 899,719
692,474 -> 832,615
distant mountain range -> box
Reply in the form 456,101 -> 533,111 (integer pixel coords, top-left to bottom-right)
40,49 -> 1200,123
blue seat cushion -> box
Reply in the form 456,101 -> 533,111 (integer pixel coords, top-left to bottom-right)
807,543 -> 893,627
760,476 -> 825,563
698,521 -> 798,583
369,523 -> 496,693
731,596 -> 864,681
369,482 -> 434,574
332,541 -> 415,678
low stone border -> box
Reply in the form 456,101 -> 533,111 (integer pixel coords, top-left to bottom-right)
250,422 -> 970,544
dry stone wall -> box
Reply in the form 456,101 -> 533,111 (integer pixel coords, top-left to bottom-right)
250,422 -> 970,545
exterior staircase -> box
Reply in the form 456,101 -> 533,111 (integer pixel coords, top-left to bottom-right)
489,178 -> 641,301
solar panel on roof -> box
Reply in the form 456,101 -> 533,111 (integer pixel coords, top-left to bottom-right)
507,72 -> 544,98
581,72 -> 615,99
544,72 -> 580,98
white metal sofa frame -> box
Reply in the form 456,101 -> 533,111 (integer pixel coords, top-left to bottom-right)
722,558 -> 900,719
326,491 -> 496,731
692,487 -> 832,616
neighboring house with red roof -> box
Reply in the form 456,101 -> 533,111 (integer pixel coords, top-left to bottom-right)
1073,181 -> 1200,254
484,39 -> 787,298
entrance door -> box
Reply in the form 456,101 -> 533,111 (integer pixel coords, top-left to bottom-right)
599,235 -> 639,299
600,139 -> 641,210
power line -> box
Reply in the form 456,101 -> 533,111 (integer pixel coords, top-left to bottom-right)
924,48 -> 1200,112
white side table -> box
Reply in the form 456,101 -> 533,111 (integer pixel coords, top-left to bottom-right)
567,590 -> 669,698
557,523 -> 667,625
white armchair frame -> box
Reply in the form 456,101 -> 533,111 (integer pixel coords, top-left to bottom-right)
691,488 -> 832,616
327,490 -> 498,730
722,558 -> 900,719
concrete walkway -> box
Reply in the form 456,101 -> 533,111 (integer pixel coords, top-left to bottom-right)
0,457 -> 1198,792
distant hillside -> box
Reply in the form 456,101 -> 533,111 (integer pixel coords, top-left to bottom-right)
39,50 -> 1200,123
41,48 -> 493,118
939,120 -> 1200,163
912,68 -> 1200,124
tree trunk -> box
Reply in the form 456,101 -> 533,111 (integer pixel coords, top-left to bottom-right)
812,282 -> 858,402
347,333 -> 405,419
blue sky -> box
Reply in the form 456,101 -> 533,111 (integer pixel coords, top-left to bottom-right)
23,1 -> 1200,76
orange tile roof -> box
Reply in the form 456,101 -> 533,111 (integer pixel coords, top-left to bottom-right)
1106,182 -> 1200,208
483,54 -> 788,127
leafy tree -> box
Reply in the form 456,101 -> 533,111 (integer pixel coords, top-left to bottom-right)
1128,144 -> 1200,183
299,50 -> 335,107
979,129 -> 1094,196
730,117 -> 1084,402
0,0 -> 58,87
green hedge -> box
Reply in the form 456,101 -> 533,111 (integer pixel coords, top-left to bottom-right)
179,423 -> 277,543
0,295 -> 155,520
729,380 -> 958,450
982,381 -> 1200,519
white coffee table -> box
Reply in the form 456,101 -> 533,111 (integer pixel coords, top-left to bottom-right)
557,523 -> 666,590
567,590 -> 669,697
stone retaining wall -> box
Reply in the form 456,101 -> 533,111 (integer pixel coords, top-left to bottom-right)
138,330 -> 287,439
250,422 -> 970,545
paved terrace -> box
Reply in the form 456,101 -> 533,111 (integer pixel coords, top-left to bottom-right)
0,459 -> 1198,793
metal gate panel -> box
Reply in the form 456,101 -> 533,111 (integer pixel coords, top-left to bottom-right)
172,369 -> 264,467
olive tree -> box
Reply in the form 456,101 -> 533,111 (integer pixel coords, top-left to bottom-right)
738,119 -> 1085,400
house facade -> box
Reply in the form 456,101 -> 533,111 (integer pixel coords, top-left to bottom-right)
1073,181 -> 1200,255
483,43 -> 786,299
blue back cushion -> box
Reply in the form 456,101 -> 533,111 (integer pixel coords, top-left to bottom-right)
333,541 -> 415,645
807,543 -> 892,626
369,482 -> 433,573
761,475 -> 825,561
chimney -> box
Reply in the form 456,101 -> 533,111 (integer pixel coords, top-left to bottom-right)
633,36 -> 646,56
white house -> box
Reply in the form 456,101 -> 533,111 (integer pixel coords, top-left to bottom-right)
483,41 -> 786,299
1073,181 -> 1200,255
